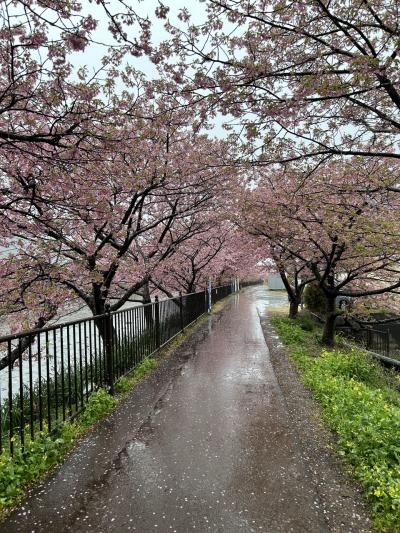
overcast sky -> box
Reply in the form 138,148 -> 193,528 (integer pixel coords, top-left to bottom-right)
80,0 -> 207,80
73,0 -> 231,137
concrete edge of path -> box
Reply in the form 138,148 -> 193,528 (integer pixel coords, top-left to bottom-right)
259,313 -> 374,533
0,299 -> 230,531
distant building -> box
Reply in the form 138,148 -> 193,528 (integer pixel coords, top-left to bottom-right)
267,273 -> 286,291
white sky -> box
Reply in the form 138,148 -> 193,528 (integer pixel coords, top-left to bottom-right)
80,0 -> 206,80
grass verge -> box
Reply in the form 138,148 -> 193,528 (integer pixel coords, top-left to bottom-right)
271,314 -> 400,532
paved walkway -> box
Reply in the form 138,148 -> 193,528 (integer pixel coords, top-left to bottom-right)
1,289 -> 369,532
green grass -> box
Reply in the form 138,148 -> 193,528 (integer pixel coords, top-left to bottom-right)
0,357 -> 157,518
272,315 -> 400,532
0,388 -> 117,513
114,357 -> 157,393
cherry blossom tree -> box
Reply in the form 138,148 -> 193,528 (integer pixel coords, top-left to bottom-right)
242,157 -> 400,345
0,92 -> 235,366
156,1 -> 400,166
152,221 -> 264,295
0,0 -> 162,187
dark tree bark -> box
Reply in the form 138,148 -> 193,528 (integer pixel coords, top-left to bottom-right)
289,299 -> 300,319
141,280 -> 154,328
321,294 -> 337,347
275,262 -> 308,320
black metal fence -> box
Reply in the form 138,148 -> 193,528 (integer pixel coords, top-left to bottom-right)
240,279 -> 265,288
0,284 -> 235,455
210,284 -> 234,304
337,327 -> 390,357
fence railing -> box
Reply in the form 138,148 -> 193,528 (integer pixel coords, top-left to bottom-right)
337,326 -> 390,358
0,284 -> 235,455
240,279 -> 265,288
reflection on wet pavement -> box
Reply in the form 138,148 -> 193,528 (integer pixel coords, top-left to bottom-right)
1,287 -> 328,533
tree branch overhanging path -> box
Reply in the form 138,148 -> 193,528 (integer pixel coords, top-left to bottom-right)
1,1 -> 400,529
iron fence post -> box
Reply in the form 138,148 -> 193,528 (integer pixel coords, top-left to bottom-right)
155,296 -> 161,348
179,291 -> 184,331
386,330 -> 390,357
105,304 -> 114,395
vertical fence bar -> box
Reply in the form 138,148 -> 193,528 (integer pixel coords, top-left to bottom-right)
135,308 -> 139,365
8,340 -> 13,455
89,321 -> 94,394
117,312 -> 122,377
45,331 -> 51,432
28,340 -> 34,440
84,322 -> 89,401
37,333 -> 43,432
94,321 -> 101,387
67,326 -> 72,417
53,329 -> 58,424
139,308 -> 143,363
179,291 -> 184,332
114,313 -> 118,378
120,312 -> 125,374
18,338 -> 24,450
128,309 -> 133,367
155,297 -> 161,349
73,325 -> 78,413
60,327 -> 66,422
104,306 -> 114,395
78,324 -> 84,410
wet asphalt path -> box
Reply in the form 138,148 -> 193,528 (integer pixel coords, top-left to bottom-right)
2,288 -> 330,532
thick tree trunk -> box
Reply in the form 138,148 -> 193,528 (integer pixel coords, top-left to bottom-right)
91,293 -> 117,347
275,264 -> 302,320
289,299 -> 299,319
322,295 -> 337,347
142,281 -> 154,328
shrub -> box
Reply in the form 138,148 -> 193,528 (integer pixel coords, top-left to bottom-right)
297,315 -> 315,332
303,282 -> 326,314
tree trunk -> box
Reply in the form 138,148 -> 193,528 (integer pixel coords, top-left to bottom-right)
322,295 -> 337,347
142,281 -> 154,328
91,294 -> 117,347
275,264 -> 300,320
289,299 -> 299,319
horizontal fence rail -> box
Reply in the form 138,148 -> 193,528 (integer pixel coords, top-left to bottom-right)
337,326 -> 390,358
0,283 -> 237,455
